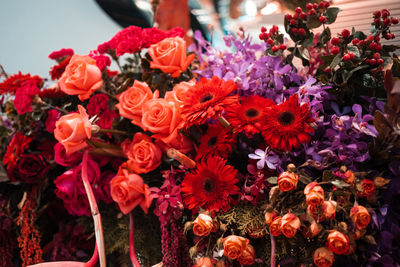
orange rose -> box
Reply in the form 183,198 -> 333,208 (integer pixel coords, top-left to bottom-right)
304,182 -> 324,206
222,235 -> 249,260
193,257 -> 215,267
116,80 -> 158,127
192,213 -> 213,236
265,211 -> 278,226
277,171 -> 298,192
165,80 -> 195,108
237,244 -> 256,266
357,179 -> 376,197
343,170 -> 355,184
122,132 -> 162,174
300,214 -> 321,238
350,205 -> 370,229
327,231 -> 349,255
141,98 -> 183,143
58,54 -> 103,101
313,247 -> 334,267
110,163 -> 153,214
269,216 -> 282,236
322,200 -> 337,220
148,37 -> 195,77
281,213 -> 301,238
54,105 -> 92,154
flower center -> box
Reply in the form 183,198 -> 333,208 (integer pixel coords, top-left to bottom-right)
200,93 -> 214,103
208,136 -> 218,147
245,108 -> 259,118
203,178 -> 215,193
278,111 -> 295,125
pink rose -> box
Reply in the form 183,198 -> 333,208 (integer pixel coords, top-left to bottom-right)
45,109 -> 61,133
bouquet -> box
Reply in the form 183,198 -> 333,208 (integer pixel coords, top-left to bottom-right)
0,2 -> 399,266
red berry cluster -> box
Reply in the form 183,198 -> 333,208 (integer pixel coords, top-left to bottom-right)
259,25 -> 287,51
373,9 -> 398,40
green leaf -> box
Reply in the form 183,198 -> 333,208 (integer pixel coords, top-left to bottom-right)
343,65 -> 370,82
266,176 -> 278,184
326,7 -> 341,24
383,45 -> 400,52
347,45 -> 360,58
330,54 -> 342,69
306,14 -> 322,29
303,34 -> 315,48
352,31 -> 367,41
331,180 -> 350,189
322,170 -> 335,182
319,27 -> 331,44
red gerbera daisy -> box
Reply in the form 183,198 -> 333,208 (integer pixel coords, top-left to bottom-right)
3,132 -> 33,170
261,94 -> 314,152
195,123 -> 236,161
181,76 -> 238,127
181,156 -> 239,212
225,95 -> 275,136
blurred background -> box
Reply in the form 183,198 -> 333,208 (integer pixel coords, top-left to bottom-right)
0,0 -> 399,78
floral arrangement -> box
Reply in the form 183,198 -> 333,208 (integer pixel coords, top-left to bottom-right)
1,2 -> 400,267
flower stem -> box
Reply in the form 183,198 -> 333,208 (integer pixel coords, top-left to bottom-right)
270,233 -> 276,267
218,115 -> 232,131
92,125 -> 132,136
167,148 -> 196,169
129,213 -> 141,267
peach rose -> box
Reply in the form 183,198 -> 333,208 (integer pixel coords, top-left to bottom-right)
122,132 -> 162,174
237,244 -> 256,266
350,205 -> 370,229
116,80 -> 158,126
304,182 -> 325,206
313,247 -> 334,267
193,257 -> 215,267
357,179 -> 376,197
54,105 -> 92,154
165,80 -> 195,108
322,200 -> 337,220
269,216 -> 282,236
192,213 -> 213,236
265,211 -> 278,226
327,231 -> 349,255
58,54 -> 103,101
307,204 -> 325,222
110,163 -> 153,214
222,235 -> 249,260
148,37 -> 195,77
141,98 -> 184,143
277,171 -> 298,192
343,170 -> 355,184
281,213 -> 301,238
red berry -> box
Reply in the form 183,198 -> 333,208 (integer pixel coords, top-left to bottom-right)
384,33 -> 391,40
331,37 -> 340,45
384,18 -> 391,25
295,7 -> 302,13
313,3 -> 318,9
320,16 -> 327,23
374,36 -> 380,42
352,38 -> 359,45
262,32 -> 269,40
324,1 -> 330,8
272,45 -> 279,52
306,3 -> 313,10
285,14 -> 292,20
341,29 -> 350,38
300,12 -> 307,20
365,59 -> 370,64
280,44 -> 287,50
330,46 -> 340,54
370,58 -> 377,65
267,38 -> 274,45
324,67 -> 331,73
382,9 -> 390,18
259,33 -> 264,40
374,18 -> 381,25
308,9 -> 316,16
269,28 -> 276,35
375,43 -> 382,51
348,52 -> 354,60
318,2 -> 324,8
391,33 -> 396,39
291,28 -> 298,34
377,58 -> 384,65
359,40 -> 366,46
373,52 -> 381,59
392,18 -> 399,24
293,13 -> 299,19
343,54 -> 351,61
261,26 -> 267,33
272,25 -> 279,32
369,42 -> 377,50
290,19 -> 297,25
298,28 -> 306,35
367,35 -> 374,42
373,11 -> 381,18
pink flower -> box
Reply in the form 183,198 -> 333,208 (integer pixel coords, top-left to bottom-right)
45,109 -> 61,133
48,48 -> 74,60
88,50 -> 111,71
87,93 -> 109,116
54,143 -> 82,167
13,81 -> 40,114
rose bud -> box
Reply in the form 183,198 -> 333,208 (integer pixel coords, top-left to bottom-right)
322,200 -> 337,220
343,170 -> 355,185
350,205 -> 370,229
281,213 -> 301,238
193,257 -> 215,267
277,171 -> 299,192
304,182 -> 325,206
265,211 -> 278,226
327,231 -> 350,255
193,213 -> 214,236
269,186 -> 279,200
374,176 -> 389,188
222,235 -> 249,259
211,220 -> 220,232
237,244 -> 256,265
313,247 -> 334,267
300,215 -> 321,238
357,179 -> 376,197
269,216 -> 282,236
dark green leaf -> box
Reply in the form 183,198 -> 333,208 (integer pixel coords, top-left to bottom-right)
383,45 -> 400,53
330,54 -> 342,69
306,14 -> 322,29
322,170 -> 335,182
343,65 -> 369,82
326,7 -> 341,24
266,176 -> 278,184
352,31 -> 367,41
303,34 -> 315,48
319,27 -> 331,44
347,45 -> 360,58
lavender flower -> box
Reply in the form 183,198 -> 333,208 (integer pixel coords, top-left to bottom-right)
248,148 -> 280,170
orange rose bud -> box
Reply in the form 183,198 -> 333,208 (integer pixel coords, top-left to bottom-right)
222,235 -> 249,259
322,200 -> 337,220
265,211 -> 278,226
343,170 -> 355,184
277,171 -> 299,192
193,257 -> 215,267
374,176 -> 389,188
313,247 -> 334,267
327,231 -> 350,255
237,244 -> 256,266
148,37 -> 195,77
357,179 -> 376,197
350,205 -> 370,229
58,54 -> 103,101
192,213 -> 214,236
54,105 -> 92,154
269,216 -> 282,236
304,182 -> 325,206
281,213 -> 301,238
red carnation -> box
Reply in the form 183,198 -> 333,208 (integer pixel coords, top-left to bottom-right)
48,48 -> 74,60
45,109 -> 61,133
13,81 -> 40,114
49,56 -> 71,80
0,72 -> 43,94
